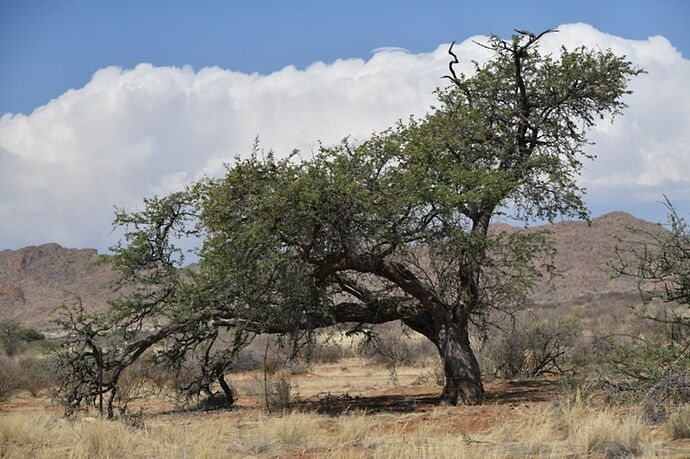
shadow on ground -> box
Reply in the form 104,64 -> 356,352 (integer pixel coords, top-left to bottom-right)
294,378 -> 559,415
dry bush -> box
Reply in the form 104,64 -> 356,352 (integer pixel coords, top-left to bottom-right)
0,357 -> 20,402
312,340 -> 345,364
15,355 -> 54,397
231,331 -> 353,376
232,347 -> 261,371
479,315 -> 581,379
641,371 -> 690,423
264,373 -> 295,413
358,324 -> 436,368
112,361 -> 161,414
0,354 -> 59,400
665,406 -> 690,440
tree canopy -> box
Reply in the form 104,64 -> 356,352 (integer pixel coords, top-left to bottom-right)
55,29 -> 643,415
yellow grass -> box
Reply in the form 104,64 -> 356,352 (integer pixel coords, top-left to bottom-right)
1,359 -> 688,458
0,402 -> 680,458
666,406 -> 690,440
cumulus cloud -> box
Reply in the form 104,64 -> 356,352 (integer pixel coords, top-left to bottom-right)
0,23 -> 689,250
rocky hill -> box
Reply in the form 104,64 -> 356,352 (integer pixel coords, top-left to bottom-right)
0,212 -> 666,329
511,211 -> 663,305
0,243 -> 116,328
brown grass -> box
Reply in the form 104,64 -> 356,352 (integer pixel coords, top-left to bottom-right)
0,403 -> 671,458
1,358 -> 688,458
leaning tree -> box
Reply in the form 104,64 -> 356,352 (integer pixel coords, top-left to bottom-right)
57,29 -> 642,412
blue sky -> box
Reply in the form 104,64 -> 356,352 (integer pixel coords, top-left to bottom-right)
0,1 -> 689,250
1,0 -> 689,115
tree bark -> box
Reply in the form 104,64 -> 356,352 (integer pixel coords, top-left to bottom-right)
437,321 -> 485,405
217,374 -> 235,406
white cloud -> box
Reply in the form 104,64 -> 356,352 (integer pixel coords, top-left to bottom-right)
0,23 -> 689,250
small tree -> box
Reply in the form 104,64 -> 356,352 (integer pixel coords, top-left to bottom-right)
0,319 -> 23,357
610,200 -> 690,414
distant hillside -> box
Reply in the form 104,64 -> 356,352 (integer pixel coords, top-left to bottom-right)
522,211 -> 664,305
0,212 -> 665,329
0,243 -> 116,328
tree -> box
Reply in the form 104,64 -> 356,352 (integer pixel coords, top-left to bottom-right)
604,201 -> 690,421
610,200 -> 690,376
58,29 -> 642,412
0,319 -> 44,357
617,199 -> 690,310
0,319 -> 23,357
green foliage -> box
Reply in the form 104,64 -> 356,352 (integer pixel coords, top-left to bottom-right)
610,201 -> 690,373
0,319 -> 45,357
56,29 -> 642,408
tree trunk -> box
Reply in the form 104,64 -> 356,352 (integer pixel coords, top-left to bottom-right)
218,374 -> 235,406
437,322 -> 485,405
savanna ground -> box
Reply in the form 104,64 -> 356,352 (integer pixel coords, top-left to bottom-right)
3,344 -> 690,459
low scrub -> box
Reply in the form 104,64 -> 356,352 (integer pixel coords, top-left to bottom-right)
666,406 -> 690,440
479,314 -> 582,379
0,358 -> 20,402
358,324 -> 437,368
0,400 -> 668,458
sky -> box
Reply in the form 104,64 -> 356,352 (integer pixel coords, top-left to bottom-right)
1,0 -> 689,251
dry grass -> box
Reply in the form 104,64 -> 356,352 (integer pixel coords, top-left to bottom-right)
666,406 -> 690,440
0,401 -> 678,458
1,359 -> 687,458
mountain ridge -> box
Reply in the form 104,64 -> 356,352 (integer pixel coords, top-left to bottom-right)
0,211 -> 663,328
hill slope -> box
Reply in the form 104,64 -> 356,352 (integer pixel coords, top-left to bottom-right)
0,212 -> 665,329
0,243 -> 116,328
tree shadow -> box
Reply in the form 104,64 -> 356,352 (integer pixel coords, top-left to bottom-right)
485,379 -> 558,404
293,379 -> 559,416
295,392 -> 442,415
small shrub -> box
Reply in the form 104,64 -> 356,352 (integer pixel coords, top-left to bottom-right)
641,371 -> 690,423
666,406 -> 690,439
313,341 -> 343,364
232,349 -> 261,371
564,407 -> 644,458
18,327 -> 45,342
119,408 -> 146,430
359,325 -> 436,367
112,360 -> 158,413
0,357 -> 20,402
480,315 -> 581,378
264,374 -> 295,413
557,374 -> 598,405
0,320 -> 45,357
16,356 -> 53,397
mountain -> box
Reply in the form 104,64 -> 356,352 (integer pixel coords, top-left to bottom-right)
0,243 -> 116,328
0,212 -> 666,329
506,211 -> 664,305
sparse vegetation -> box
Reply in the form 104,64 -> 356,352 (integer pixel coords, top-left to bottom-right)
480,314 -> 582,379
3,24 -> 682,459
46,27 -> 642,417
0,357 -> 20,402
0,398 -> 672,458
0,319 -> 44,357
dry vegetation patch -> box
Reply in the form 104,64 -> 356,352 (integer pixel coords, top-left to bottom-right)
2,360 -> 690,458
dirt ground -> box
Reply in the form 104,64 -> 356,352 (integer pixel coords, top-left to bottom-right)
3,358 -> 690,458
2,357 -> 557,431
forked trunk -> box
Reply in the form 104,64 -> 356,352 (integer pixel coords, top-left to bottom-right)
437,322 -> 485,405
